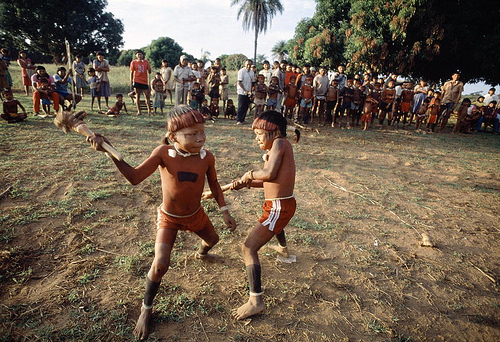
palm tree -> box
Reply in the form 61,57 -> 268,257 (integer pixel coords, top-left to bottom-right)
231,0 -> 284,64
271,40 -> 288,62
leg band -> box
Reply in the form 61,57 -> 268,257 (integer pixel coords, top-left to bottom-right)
250,292 -> 263,296
276,230 -> 287,247
246,264 -> 262,294
144,277 -> 161,307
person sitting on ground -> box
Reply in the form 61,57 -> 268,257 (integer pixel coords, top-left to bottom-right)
53,66 -> 82,110
1,90 -> 27,123
31,65 -> 60,116
106,93 -> 128,117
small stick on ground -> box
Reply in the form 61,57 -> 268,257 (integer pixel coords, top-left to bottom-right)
470,263 -> 497,284
0,185 -> 13,199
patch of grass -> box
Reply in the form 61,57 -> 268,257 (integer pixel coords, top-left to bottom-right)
115,255 -> 148,276
368,318 -> 387,334
86,189 -> 113,201
155,293 -> 207,322
77,243 -> 96,255
78,268 -> 100,284
12,266 -> 33,284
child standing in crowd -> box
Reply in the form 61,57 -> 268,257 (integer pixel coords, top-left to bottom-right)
87,68 -> 100,111
325,79 -> 339,127
283,74 -> 298,121
399,82 -> 414,125
298,75 -> 314,124
190,82 -> 204,110
426,91 -> 441,132
219,68 -> 229,111
254,74 -> 268,117
379,80 -> 396,126
151,72 -> 166,115
73,55 -> 86,97
339,78 -> 354,128
267,76 -> 280,111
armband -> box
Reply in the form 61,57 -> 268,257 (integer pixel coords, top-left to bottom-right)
220,205 -> 229,212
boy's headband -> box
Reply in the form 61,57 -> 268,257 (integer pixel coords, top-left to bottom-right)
252,118 -> 279,132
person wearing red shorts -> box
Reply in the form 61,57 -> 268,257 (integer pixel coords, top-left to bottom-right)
231,110 -> 300,321
88,106 -> 236,340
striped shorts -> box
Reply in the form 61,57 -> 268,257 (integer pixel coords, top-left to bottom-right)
258,196 -> 296,234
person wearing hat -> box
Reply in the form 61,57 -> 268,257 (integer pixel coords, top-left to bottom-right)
53,66 -> 82,110
173,55 -> 196,106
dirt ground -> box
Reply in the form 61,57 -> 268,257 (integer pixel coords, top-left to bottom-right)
1,115 -> 499,341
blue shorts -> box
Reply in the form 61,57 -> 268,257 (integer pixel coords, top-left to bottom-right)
267,98 -> 277,107
300,99 -> 312,108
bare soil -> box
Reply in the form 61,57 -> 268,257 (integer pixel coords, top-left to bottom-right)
1,115 -> 499,341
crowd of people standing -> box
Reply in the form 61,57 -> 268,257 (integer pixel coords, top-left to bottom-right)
1,48 -> 498,133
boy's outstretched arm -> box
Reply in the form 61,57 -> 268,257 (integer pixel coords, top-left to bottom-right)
87,134 -> 160,185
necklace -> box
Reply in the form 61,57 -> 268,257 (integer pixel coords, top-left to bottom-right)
171,143 -> 206,159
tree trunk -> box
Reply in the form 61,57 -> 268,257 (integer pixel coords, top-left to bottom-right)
254,16 -> 259,64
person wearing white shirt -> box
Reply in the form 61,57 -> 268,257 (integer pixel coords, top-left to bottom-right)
484,88 -> 498,105
236,59 -> 254,124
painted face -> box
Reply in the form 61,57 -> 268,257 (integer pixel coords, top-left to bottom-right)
172,123 -> 206,153
254,128 -> 275,151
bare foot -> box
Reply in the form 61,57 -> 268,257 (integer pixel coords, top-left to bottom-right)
195,252 -> 222,263
133,305 -> 152,340
269,245 -> 289,258
232,299 -> 265,320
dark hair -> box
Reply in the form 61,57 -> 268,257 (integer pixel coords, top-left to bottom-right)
96,51 -> 104,56
263,60 -> 270,65
462,98 -> 471,103
166,106 -> 206,133
252,110 -> 300,142
135,50 -> 144,55
36,65 -> 46,71
490,101 -> 498,105
489,88 -> 496,92
88,68 -> 96,73
57,66 -> 66,72
116,93 -> 123,98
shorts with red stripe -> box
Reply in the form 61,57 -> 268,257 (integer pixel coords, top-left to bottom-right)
258,196 -> 296,234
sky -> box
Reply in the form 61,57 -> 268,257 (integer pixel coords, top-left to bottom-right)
106,0 -> 316,61
105,0 -> 493,94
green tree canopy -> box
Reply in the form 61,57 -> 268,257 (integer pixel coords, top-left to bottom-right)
0,0 -> 124,63
287,0 -> 500,85
143,37 -> 185,69
218,53 -> 249,70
